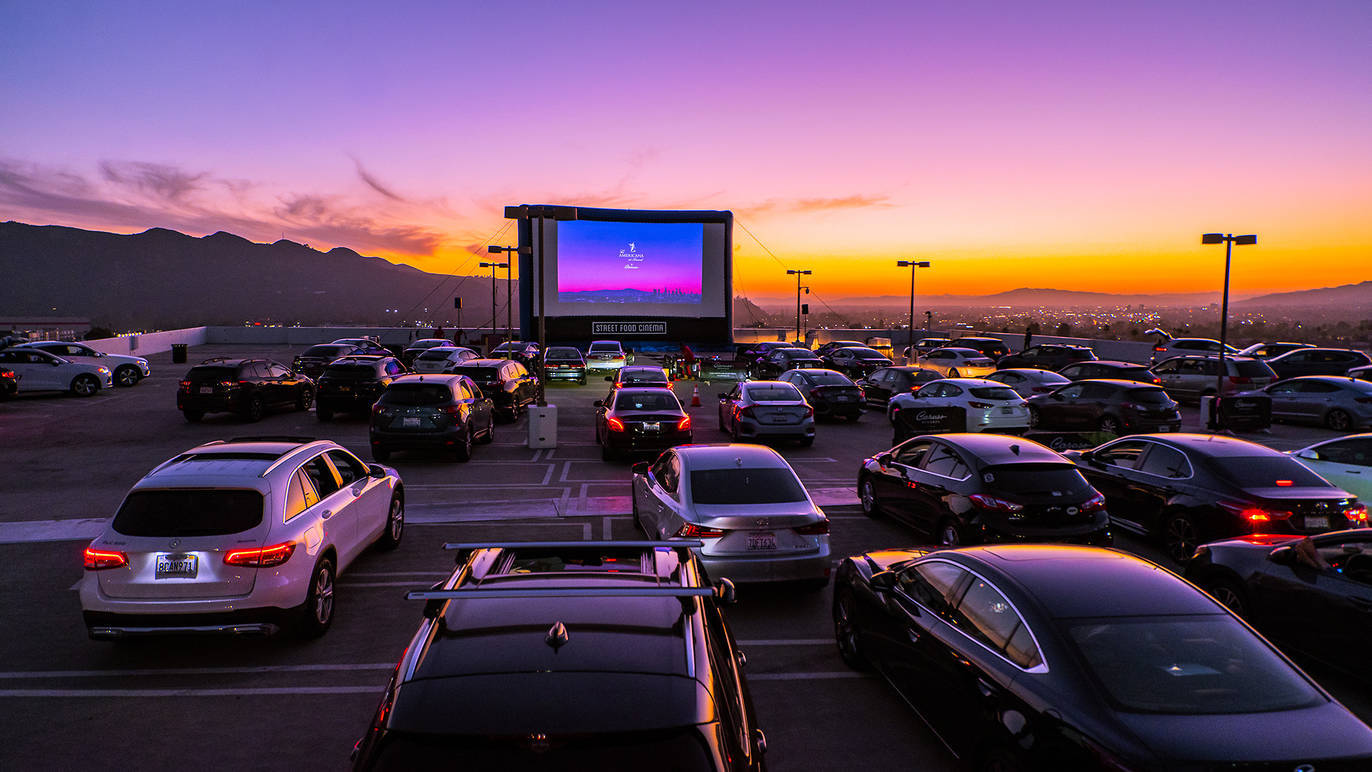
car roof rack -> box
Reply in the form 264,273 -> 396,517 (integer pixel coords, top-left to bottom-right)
228,436 -> 316,444
406,587 -> 716,600
442,540 -> 703,550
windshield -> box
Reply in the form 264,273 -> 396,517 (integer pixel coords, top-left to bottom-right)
417,349 -> 456,360
302,345 -> 348,358
381,384 -> 451,406
968,387 -> 1020,401
690,467 -> 808,504
1127,388 -> 1172,405
982,464 -> 1092,496
1065,615 -> 1322,714
454,367 -> 500,382
113,489 -> 264,537
188,366 -> 236,380
613,392 -> 678,411
745,385 -> 801,402
324,364 -> 376,377
1209,457 -> 1329,489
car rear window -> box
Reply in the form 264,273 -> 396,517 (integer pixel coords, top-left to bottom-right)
968,387 -> 1019,401
381,384 -> 452,405
417,349 -> 455,361
1233,360 -> 1275,378
852,350 -> 887,360
1064,615 -> 1322,714
454,367 -> 500,382
745,385 -> 801,401
1126,388 -> 1172,404
614,392 -> 678,411
546,348 -> 582,360
302,345 -> 348,357
690,468 -> 808,504
324,364 -> 376,376
981,464 -> 1091,495
367,727 -> 715,769
805,373 -> 853,386
187,366 -> 237,380
1113,366 -> 1153,377
589,344 -> 621,353
112,489 -> 264,537
1209,457 -> 1329,489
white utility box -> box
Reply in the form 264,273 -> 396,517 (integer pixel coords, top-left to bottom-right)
527,404 -> 558,449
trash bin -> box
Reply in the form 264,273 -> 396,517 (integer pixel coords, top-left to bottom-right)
171,343 -> 188,363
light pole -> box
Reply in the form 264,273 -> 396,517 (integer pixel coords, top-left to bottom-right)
897,260 -> 931,357
479,260 -> 507,355
488,245 -> 524,349
786,269 -> 811,344
1200,233 -> 1256,430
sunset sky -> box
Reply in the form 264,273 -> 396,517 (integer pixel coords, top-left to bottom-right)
3,0 -> 1368,301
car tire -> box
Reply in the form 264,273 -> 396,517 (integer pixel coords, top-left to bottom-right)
833,589 -> 870,671
1326,409 -> 1353,432
296,388 -> 314,412
453,427 -> 473,462
936,518 -> 965,547
371,445 -> 391,462
1162,511 -> 1202,563
1098,414 -> 1122,434
295,556 -> 335,638
1200,575 -> 1248,617
242,395 -> 264,423
730,421 -> 740,442
1027,406 -> 1041,428
316,405 -> 333,422
478,419 -> 495,444
70,374 -> 100,397
376,495 -> 404,551
114,365 -> 141,387
859,476 -> 882,519
182,409 -> 203,423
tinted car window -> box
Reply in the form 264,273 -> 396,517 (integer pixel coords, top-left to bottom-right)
982,464 -> 1091,495
903,561 -> 968,613
1313,439 -> 1372,466
454,367 -> 500,382
325,364 -> 376,376
546,347 -> 582,360
189,366 -> 236,381
303,344 -> 350,357
1209,457 -> 1329,488
303,456 -> 341,497
328,450 -> 367,485
1138,446 -> 1191,478
285,470 -> 319,519
1234,360 -> 1275,377
1127,388 -> 1172,405
418,349 -> 455,361
1065,616 -> 1323,714
745,385 -> 802,401
113,490 -> 264,537
1095,441 -> 1148,468
614,392 -> 679,411
954,578 -> 1042,669
893,440 -> 932,466
382,384 -> 452,405
968,386 -> 1019,401
803,372 -> 853,386
922,446 -> 970,478
690,468 -> 807,504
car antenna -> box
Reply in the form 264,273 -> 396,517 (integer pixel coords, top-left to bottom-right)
545,621 -> 569,650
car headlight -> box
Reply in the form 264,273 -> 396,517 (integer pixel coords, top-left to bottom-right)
98,367 -> 110,374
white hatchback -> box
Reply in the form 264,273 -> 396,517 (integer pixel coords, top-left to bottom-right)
888,377 -> 1030,432
16,341 -> 150,387
0,347 -> 112,396
80,438 -> 404,639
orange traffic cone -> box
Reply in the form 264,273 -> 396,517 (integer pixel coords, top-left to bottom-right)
691,383 -> 702,407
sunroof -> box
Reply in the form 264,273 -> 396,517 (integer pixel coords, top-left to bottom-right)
499,548 -> 652,576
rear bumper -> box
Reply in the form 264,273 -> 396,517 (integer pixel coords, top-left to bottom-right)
604,431 -> 692,453
736,419 -> 815,439
545,369 -> 586,381
370,427 -> 464,449
82,609 -> 291,639
699,543 -> 832,583
178,394 -> 241,412
970,410 -> 1031,431
318,391 -> 380,410
811,399 -> 862,417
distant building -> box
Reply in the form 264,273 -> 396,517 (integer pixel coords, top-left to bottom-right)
0,317 -> 92,342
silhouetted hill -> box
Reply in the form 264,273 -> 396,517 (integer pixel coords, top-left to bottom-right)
0,222 -> 502,330
1236,281 -> 1372,309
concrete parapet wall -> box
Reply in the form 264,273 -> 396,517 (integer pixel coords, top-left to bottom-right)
83,327 -> 208,356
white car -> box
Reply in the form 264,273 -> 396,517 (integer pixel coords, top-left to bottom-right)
630,443 -> 831,586
984,368 -> 1071,397
888,377 -> 1030,432
1290,434 -> 1372,501
80,438 -> 404,639
17,341 -> 150,387
916,347 -> 997,378
0,347 -> 113,396
586,340 -> 630,371
1145,330 -> 1237,365
410,346 -> 479,374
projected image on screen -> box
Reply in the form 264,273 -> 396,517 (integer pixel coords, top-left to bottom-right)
557,221 -> 703,304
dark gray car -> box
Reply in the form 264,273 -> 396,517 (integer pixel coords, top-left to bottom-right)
1259,376 -> 1372,431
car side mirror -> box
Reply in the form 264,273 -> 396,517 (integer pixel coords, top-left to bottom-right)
877,452 -> 893,467
631,461 -> 649,476
714,578 -> 737,605
593,400 -> 603,408
368,464 -> 387,478
1294,449 -> 1319,461
1268,546 -> 1295,566
870,570 -> 897,592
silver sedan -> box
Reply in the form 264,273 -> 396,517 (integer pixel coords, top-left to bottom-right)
1260,376 -> 1372,431
630,444 -> 831,587
984,368 -> 1071,398
717,380 -> 815,446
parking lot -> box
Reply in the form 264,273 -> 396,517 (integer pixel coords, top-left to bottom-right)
1,343 -> 1368,770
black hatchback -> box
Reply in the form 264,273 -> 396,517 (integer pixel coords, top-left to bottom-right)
775,368 -> 863,421
316,355 -> 407,421
854,366 -> 942,409
177,357 -> 314,423
858,433 -> 1111,547
1066,433 -> 1368,563
1027,379 -> 1181,435
752,347 -> 825,379
452,358 -> 537,421
369,374 -> 495,462
352,540 -> 762,770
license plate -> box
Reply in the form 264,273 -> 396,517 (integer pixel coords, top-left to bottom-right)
642,422 -> 660,433
836,395 -> 851,402
198,386 -> 211,394
156,553 -> 198,579
766,415 -> 790,424
337,385 -> 351,392
1304,515 -> 1328,529
1000,407 -> 1016,414
746,532 -> 777,551
403,417 -> 421,428
1157,425 -> 1173,432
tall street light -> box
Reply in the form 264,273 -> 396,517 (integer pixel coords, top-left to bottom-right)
1200,233 -> 1256,430
785,269 -> 811,344
897,260 -> 931,357
479,260 -> 507,355
487,245 -> 526,350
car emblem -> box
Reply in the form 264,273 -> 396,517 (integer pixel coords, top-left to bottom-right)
1293,765 -> 1315,772
1067,507 -> 1079,515
168,539 -> 181,549
1315,502 -> 1328,511
754,518 -> 770,527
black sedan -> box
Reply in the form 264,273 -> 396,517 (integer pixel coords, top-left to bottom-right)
820,346 -> 892,378
1027,379 -> 1181,434
858,433 -> 1111,546
832,544 -> 1372,770
996,344 -> 1097,371
1057,360 -> 1163,386
854,366 -> 941,409
542,346 -> 587,385
1065,433 -> 1367,563
1266,347 -> 1371,379
292,343 -> 367,379
1187,529 -> 1372,683
594,387 -> 692,461
776,368 -> 863,421
751,347 -> 824,379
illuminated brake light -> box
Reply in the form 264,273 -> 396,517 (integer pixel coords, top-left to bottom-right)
675,523 -> 725,539
224,542 -> 296,567
83,546 -> 128,570
677,415 -> 691,431
794,520 -> 830,536
1274,480 -> 1293,487
967,400 -> 994,409
1242,508 -> 1270,523
1347,504 -> 1368,524
607,417 -> 626,432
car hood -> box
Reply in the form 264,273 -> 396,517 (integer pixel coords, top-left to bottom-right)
1117,702 -> 1372,764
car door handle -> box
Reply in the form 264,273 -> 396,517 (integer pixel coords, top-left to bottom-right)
320,509 -> 334,520
977,678 -> 996,698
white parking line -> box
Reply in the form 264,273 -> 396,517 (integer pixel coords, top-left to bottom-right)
0,663 -> 394,679
736,639 -> 832,646
0,686 -> 381,698
746,672 -> 872,681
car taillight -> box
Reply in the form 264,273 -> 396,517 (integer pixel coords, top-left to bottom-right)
969,493 -> 1024,513
967,400 -> 994,409
1347,503 -> 1369,525
1080,492 -> 1107,513
675,523 -> 725,539
804,405 -> 815,418
1228,376 -> 1253,384
83,546 -> 127,570
179,380 -> 191,391
738,406 -> 756,419
1154,346 -> 1166,352
677,415 -> 691,431
225,542 -> 296,567
607,417 -> 626,432
794,520 -> 830,536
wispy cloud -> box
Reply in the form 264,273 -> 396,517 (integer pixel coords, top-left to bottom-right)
740,194 -> 892,218
351,158 -> 408,203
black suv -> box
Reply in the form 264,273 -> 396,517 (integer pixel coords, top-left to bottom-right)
352,540 -> 764,770
293,343 -> 367,378
752,347 -> 824,379
316,355 -> 407,421
820,346 -> 892,378
177,358 -> 314,422
951,336 -> 1009,361
1266,347 -> 1372,379
1057,360 -> 1162,385
996,344 -> 1097,371
452,358 -> 537,421
854,366 -> 942,409
1027,379 -> 1181,434
369,374 -> 495,462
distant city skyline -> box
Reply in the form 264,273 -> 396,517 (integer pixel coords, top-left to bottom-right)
2,2 -> 1368,299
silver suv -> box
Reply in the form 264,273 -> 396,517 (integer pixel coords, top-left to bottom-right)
1150,355 -> 1276,402
80,437 -> 404,639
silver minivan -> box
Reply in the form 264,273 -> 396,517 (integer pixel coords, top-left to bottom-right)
1150,355 -> 1276,402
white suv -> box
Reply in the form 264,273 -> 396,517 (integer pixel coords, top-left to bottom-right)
0,347 -> 113,396
16,341 -> 150,386
80,438 -> 404,639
